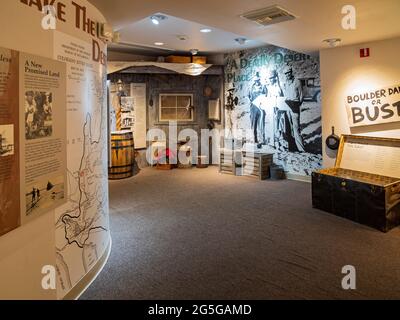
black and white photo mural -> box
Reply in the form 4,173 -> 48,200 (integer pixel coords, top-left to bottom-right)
224,45 -> 322,176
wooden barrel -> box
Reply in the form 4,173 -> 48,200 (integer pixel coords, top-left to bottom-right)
109,131 -> 134,180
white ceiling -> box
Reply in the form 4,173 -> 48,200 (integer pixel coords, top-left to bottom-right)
113,13 -> 265,54
89,0 -> 400,55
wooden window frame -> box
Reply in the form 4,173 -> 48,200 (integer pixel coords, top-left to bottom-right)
158,93 -> 194,122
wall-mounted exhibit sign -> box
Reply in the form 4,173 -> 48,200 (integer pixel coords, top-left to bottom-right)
120,96 -> 135,132
130,83 -> 147,149
0,47 -> 20,237
20,52 -> 67,225
0,46 -> 67,237
20,0 -> 107,66
346,83 -> 400,127
224,46 -> 322,176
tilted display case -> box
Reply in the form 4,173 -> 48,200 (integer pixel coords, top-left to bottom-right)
312,135 -> 400,232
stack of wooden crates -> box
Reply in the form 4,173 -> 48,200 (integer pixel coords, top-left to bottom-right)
219,149 -> 273,180
219,149 -> 238,175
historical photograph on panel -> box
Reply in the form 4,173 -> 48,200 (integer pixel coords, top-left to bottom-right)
25,175 -> 64,217
120,96 -> 135,112
120,96 -> 136,131
121,112 -> 135,131
0,124 -> 14,157
25,91 -> 53,140
224,46 -> 322,176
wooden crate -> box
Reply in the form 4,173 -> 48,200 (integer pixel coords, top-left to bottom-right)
312,135 -> 400,232
219,149 -> 236,175
192,56 -> 207,64
241,152 -> 273,180
165,55 -> 191,63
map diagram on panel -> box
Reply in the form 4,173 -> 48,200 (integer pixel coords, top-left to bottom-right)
53,32 -> 110,298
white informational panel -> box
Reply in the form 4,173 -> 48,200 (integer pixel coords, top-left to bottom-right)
19,52 -> 67,225
0,46 -> 68,236
0,0 -> 110,300
208,99 -> 221,121
340,141 -> 400,178
53,31 -> 110,299
130,83 -> 147,149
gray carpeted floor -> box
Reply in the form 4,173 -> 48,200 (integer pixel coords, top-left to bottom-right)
81,166 -> 400,300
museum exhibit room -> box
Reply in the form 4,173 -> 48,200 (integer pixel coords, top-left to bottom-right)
0,0 -> 400,304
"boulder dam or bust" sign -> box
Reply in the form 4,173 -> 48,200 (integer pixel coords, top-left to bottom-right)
346,84 -> 400,128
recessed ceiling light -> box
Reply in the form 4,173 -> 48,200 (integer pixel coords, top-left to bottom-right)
235,38 -> 248,45
177,35 -> 188,41
200,28 -> 212,33
323,38 -> 341,48
150,15 -> 167,25
154,42 -> 164,46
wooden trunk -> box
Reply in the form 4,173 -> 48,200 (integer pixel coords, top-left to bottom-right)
312,135 -> 400,232
109,131 -> 134,180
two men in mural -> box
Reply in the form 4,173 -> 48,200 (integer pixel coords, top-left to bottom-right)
249,72 -> 266,145
249,66 -> 305,152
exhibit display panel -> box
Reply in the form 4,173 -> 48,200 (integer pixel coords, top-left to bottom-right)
0,48 -> 20,237
0,0 -> 110,299
312,135 -> 400,232
224,46 -> 322,177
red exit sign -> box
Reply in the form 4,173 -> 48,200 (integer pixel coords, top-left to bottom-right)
360,48 -> 370,58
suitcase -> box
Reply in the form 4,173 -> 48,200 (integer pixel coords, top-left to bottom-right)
165,55 -> 191,63
192,56 -> 207,64
312,135 -> 400,232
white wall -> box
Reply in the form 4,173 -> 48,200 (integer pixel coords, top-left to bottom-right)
320,37 -> 400,168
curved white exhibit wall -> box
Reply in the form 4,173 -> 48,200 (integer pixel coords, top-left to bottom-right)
0,0 -> 110,299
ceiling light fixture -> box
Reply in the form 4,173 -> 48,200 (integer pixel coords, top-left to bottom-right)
200,28 -> 212,33
150,15 -> 167,25
323,38 -> 341,48
154,42 -> 164,46
177,35 -> 189,41
235,38 -> 248,45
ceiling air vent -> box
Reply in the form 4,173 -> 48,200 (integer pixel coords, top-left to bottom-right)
241,5 -> 296,26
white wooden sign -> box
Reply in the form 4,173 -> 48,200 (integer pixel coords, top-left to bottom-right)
130,83 -> 147,149
346,83 -> 400,127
